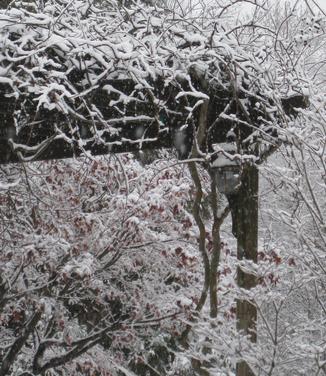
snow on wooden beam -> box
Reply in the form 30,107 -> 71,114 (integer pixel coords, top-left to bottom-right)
0,78 -> 307,165
0,79 -> 173,164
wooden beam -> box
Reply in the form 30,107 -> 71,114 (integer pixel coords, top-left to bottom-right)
0,79 -> 176,164
0,75 -> 228,164
0,71 -> 307,165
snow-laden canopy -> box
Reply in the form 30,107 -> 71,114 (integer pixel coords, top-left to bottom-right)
0,0 -> 307,164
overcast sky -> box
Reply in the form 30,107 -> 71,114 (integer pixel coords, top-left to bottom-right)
241,0 -> 326,15
314,0 -> 326,12
239,0 -> 326,19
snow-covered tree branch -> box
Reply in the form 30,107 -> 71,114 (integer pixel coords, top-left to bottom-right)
0,0 -> 307,164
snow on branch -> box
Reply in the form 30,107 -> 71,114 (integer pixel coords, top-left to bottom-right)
0,0 -> 308,164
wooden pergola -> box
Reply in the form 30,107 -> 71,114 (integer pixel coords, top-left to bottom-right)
0,2 -> 307,375
0,76 -> 306,376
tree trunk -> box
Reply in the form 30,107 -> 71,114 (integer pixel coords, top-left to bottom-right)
228,166 -> 258,376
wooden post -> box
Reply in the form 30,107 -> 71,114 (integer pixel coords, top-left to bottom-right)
227,165 -> 258,376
